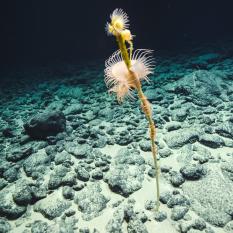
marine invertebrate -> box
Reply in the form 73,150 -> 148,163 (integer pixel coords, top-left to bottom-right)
105,8 -> 129,35
104,9 -> 160,210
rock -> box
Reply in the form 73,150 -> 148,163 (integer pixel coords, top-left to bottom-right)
19,135 -> 31,145
54,151 -> 71,165
202,115 -> 216,125
170,171 -> 185,187
178,221 -> 193,233
31,220 -> 50,233
73,182 -> 85,191
106,126 -> 115,135
24,110 -> 66,139
204,227 -> 215,233
89,127 -> 102,138
79,227 -> 90,233
98,107 -> 114,121
180,164 -> 207,180
62,172 -> 77,186
159,148 -> 172,158
0,178 -> 8,190
23,150 -> 51,178
48,174 -> 63,190
176,144 -> 194,165
183,167 -> 233,227
0,189 -> 26,220
65,208 -> 76,217
34,192 -> 71,220
102,165 -> 110,172
192,144 -> 212,164
30,186 -> 47,201
167,70 -> 222,106
45,145 -> 56,155
82,110 -> 97,122
3,166 -> 19,182
2,127 -> 15,138
0,218 -> 11,233
114,148 -> 145,166
224,138 -> 233,148
224,221 -> 233,233
56,85 -> 83,99
74,183 -> 109,220
95,160 -> 108,167
75,166 -> 90,182
93,135 -> 107,148
106,207 -> 124,233
127,215 -> 149,233
0,161 -> 12,178
62,186 -> 75,200
159,191 -> 172,204
160,165 -> 172,173
167,194 -> 190,208
91,169 -> 103,180
65,143 -> 91,159
115,132 -> 133,146
48,165 -> 73,189
139,140 -> 151,152
105,165 -> 144,197
163,128 -> 199,149
6,146 -> 33,162
105,148 -> 145,197
145,200 -> 156,210
165,122 -> 182,132
123,202 -> 135,222
63,103 -> 83,115
215,122 -> 233,139
144,89 -> 162,101
58,217 -> 78,232
148,168 -> 156,178
46,100 -> 64,111
199,134 -> 224,148
172,108 -> 188,122
192,218 -> 206,231
188,230 -> 203,233
171,206 -> 189,221
13,182 -> 33,205
137,211 -> 148,223
153,211 -> 167,222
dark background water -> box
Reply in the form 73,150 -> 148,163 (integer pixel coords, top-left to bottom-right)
0,0 -> 233,70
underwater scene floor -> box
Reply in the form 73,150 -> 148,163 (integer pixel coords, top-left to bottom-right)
0,42 -> 233,233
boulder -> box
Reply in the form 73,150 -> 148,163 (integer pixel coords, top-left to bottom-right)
24,110 -> 66,139
183,167 -> 233,227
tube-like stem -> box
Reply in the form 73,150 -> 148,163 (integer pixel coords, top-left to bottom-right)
128,40 -> 133,61
137,87 -> 160,211
115,31 -> 160,211
116,34 -> 131,69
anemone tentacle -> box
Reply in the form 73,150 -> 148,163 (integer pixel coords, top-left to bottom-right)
110,8 -> 129,29
104,49 -> 155,102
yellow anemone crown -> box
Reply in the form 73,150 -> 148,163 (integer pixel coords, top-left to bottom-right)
106,8 -> 129,35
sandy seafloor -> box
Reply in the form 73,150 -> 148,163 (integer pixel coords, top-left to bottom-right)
0,41 -> 233,233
